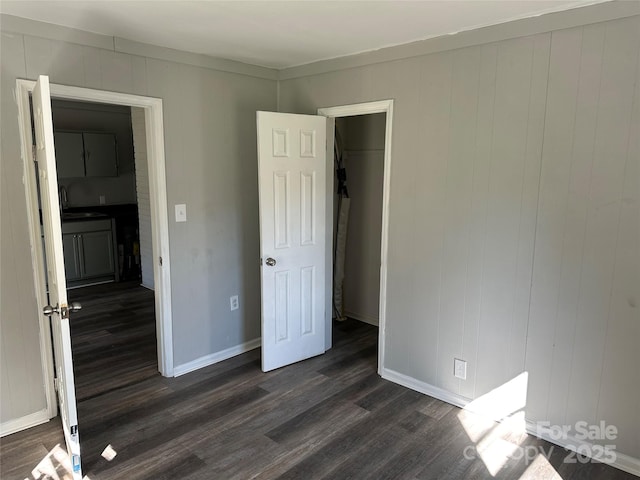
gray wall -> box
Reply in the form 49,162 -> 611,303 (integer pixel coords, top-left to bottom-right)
280,15 -> 640,459
1,5 -> 638,463
0,16 -> 276,426
1,27 -> 49,429
336,114 -> 386,325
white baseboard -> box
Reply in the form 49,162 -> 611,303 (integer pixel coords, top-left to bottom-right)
344,310 -> 379,326
381,367 -> 471,409
0,409 -> 50,437
380,367 -> 640,477
529,420 -> 640,477
612,453 -> 640,477
173,338 -> 261,377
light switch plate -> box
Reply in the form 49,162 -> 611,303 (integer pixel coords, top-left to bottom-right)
175,204 -> 187,222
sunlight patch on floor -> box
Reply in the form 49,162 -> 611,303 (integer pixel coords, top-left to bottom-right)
28,443 -> 73,480
517,454 -> 563,479
101,444 -> 117,461
456,372 -> 549,477
472,411 -> 528,476
25,443 -> 94,480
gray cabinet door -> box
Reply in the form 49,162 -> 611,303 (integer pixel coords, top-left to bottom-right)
54,132 -> 85,178
79,230 -> 115,278
83,133 -> 118,177
62,233 -> 82,281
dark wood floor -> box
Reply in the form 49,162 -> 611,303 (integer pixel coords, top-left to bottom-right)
69,281 -> 158,401
1,317 -> 635,479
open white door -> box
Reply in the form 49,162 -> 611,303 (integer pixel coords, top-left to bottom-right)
257,112 -> 328,372
34,75 -> 82,478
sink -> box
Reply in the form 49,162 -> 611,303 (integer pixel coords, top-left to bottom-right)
62,212 -> 108,221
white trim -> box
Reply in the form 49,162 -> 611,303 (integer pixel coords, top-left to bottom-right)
0,409 -> 50,437
16,79 -> 175,427
2,2 -> 637,82
529,420 -> 640,477
114,37 -> 277,80
324,116 -> 335,351
382,366 -> 640,477
318,100 -> 393,376
0,13 -> 114,50
16,80 -> 58,420
279,2 -> 639,80
344,311 -> 378,326
610,453 -> 640,477
173,338 -> 261,377
0,14 -> 277,81
142,95 -> 174,377
381,367 -> 471,409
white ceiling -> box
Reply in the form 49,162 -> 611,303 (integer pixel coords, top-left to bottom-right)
0,1 -> 609,69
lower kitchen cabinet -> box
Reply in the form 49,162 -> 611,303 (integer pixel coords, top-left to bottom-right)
62,233 -> 82,282
62,218 -> 117,287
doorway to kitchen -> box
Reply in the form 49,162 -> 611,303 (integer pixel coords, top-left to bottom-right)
50,98 -> 158,401
16,80 -> 174,424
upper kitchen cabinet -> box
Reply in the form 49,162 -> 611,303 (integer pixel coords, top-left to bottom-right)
54,131 -> 85,178
54,131 -> 118,178
83,133 -> 118,177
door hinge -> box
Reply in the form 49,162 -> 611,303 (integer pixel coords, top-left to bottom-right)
159,256 -> 163,266
32,145 -> 37,162
53,377 -> 59,392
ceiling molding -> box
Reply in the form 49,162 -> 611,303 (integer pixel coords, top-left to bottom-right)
113,37 -> 277,81
2,1 -> 637,84
0,13 -> 278,81
1,13 -> 113,50
278,1 -> 640,81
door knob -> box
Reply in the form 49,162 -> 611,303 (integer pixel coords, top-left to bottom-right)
43,304 -> 58,316
69,302 -> 82,312
43,302 -> 82,317
265,257 -> 276,267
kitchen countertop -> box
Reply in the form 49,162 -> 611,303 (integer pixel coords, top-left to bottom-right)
62,211 -> 110,221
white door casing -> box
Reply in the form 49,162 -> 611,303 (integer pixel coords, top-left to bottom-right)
14,79 -> 173,439
33,75 -> 82,478
257,112 -> 327,372
317,100 -> 394,376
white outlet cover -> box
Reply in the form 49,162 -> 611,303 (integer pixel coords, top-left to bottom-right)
454,358 -> 467,380
175,204 -> 187,222
230,295 -> 239,311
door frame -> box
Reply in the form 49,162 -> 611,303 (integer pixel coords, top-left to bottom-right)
16,79 -> 174,419
318,100 -> 393,375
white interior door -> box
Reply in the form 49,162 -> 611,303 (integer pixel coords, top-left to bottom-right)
257,111 -> 328,372
34,75 -> 82,478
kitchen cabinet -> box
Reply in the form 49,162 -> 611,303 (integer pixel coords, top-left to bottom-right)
62,233 -> 82,282
54,132 -> 84,178
54,131 -> 118,178
84,133 -> 118,177
62,218 -> 117,287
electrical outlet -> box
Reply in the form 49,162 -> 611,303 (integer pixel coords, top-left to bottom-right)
99,195 -> 106,205
230,295 -> 239,311
454,358 -> 467,380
